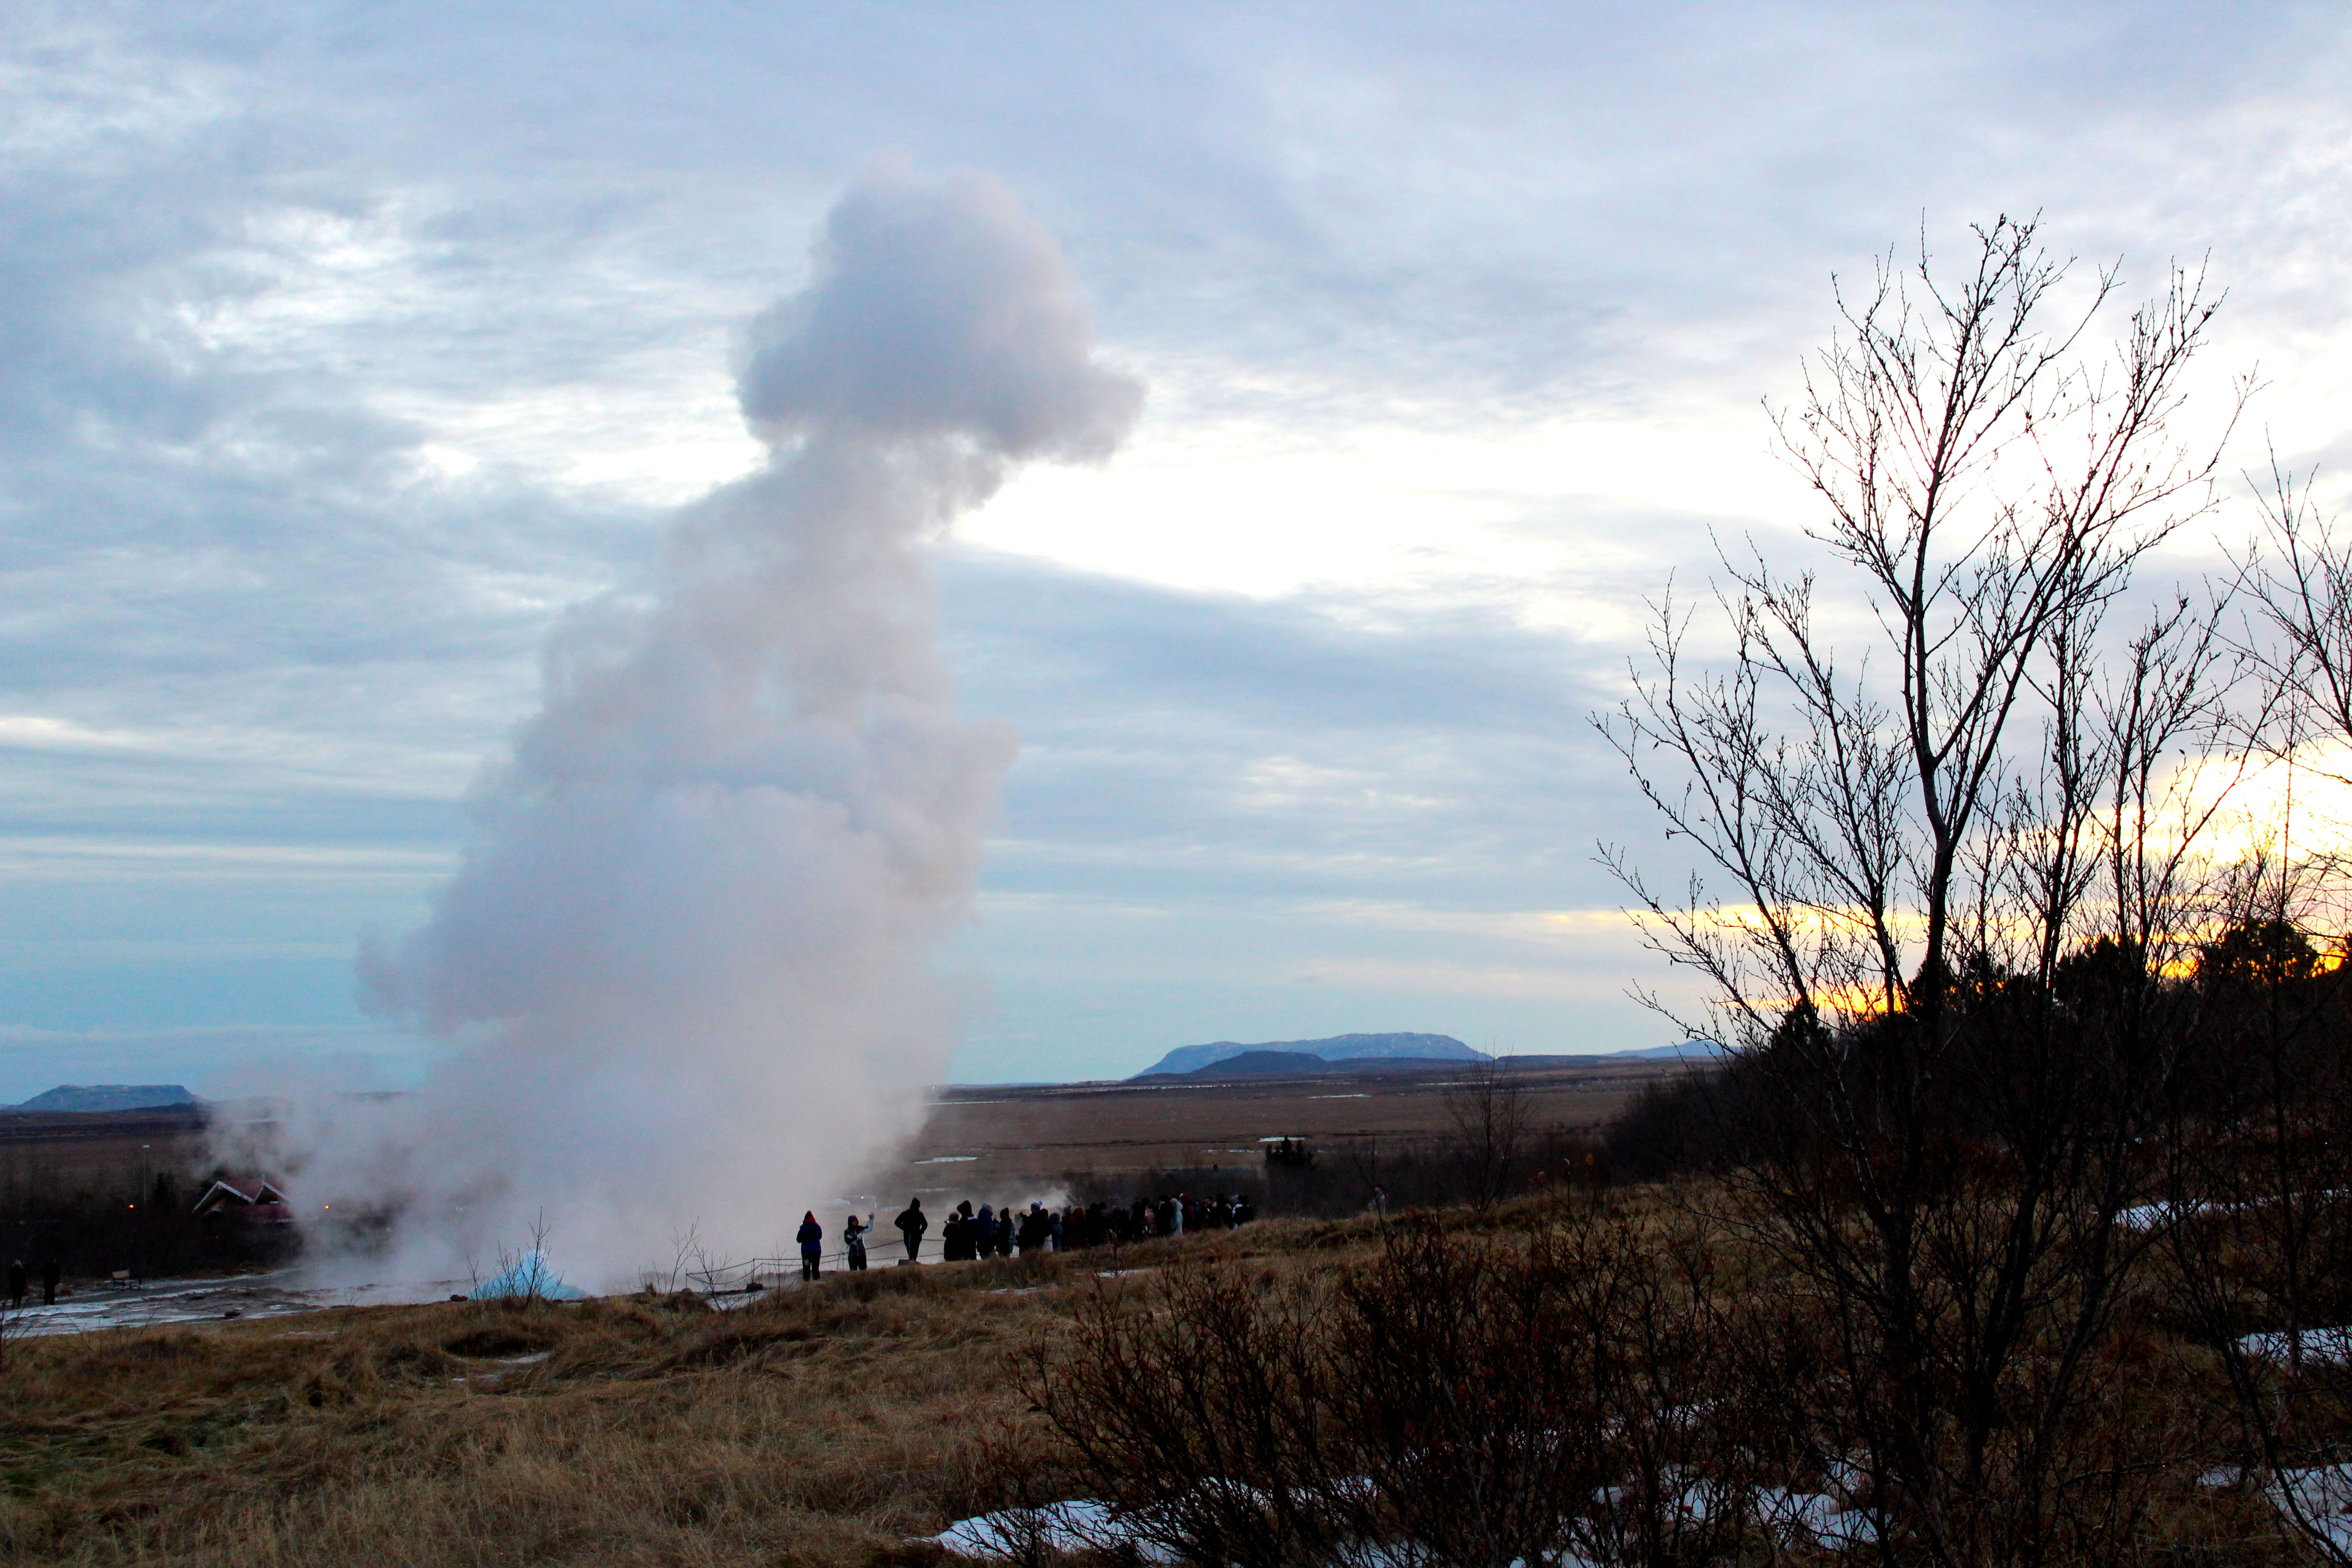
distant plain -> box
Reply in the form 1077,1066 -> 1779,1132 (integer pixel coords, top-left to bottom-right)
879,1056 -> 1690,1200
0,1058 -> 1693,1274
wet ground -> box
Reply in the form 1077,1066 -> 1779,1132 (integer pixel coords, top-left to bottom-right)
6,1258 -> 953,1337
10,1270 -> 471,1337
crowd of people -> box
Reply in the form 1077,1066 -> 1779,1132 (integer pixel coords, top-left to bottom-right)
793,1192 -> 1259,1278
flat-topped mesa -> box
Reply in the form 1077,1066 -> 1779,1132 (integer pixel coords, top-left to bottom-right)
12,1084 -> 203,1113
1132,1033 -> 1485,1080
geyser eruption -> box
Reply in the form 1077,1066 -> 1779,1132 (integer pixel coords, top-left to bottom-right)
344,172 -> 1141,1283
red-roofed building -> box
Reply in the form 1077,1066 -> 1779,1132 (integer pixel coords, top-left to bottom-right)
193,1179 -> 293,1225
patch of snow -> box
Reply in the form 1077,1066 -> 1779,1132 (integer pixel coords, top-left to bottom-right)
2269,1464 -> 2352,1553
933,1480 -> 1891,1564
2236,1326 -> 2352,1366
930,1499 -> 1179,1563
1753,1489 -> 1880,1550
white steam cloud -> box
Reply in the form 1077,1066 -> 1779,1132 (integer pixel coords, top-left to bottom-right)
324,172 -> 1138,1284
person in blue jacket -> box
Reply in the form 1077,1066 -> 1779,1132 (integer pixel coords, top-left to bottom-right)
797,1211 -> 823,1281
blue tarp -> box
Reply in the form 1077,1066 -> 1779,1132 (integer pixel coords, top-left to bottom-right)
470,1250 -> 589,1301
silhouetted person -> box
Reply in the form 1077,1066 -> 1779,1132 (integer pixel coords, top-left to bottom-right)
797,1211 -> 823,1282
40,1256 -> 60,1305
844,1214 -> 869,1271
894,1198 -> 927,1264
5,1259 -> 22,1308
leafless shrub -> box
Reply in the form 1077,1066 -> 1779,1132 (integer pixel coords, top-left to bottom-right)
637,1220 -> 708,1296
1337,1201 -> 1782,1568
1033,1198 -> 1788,1568
471,1211 -> 573,1305
1032,1262 -> 1348,1568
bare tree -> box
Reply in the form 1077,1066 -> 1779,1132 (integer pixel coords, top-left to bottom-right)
1445,1057 -> 1531,1211
1598,216 -> 2247,1568
642,1219 -> 708,1296
2242,462 -> 2352,781
1603,218 -> 2239,1041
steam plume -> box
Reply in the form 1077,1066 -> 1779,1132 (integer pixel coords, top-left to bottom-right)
338,172 -> 1139,1282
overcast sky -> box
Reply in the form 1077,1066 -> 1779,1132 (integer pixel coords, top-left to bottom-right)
5,1 -> 2351,1094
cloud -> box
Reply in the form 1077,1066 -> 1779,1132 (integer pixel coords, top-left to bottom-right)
2,1 -> 2349,1106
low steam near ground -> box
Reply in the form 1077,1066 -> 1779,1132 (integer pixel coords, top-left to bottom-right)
213,171 -> 1142,1290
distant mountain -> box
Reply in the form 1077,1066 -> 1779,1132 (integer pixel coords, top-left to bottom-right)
12,1084 -> 204,1113
1136,1033 -> 1485,1078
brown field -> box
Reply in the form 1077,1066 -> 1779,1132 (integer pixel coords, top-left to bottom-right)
884,1058 -> 1690,1200
0,1062 -> 1689,1297
0,1059 -> 1689,1216
0,1189 -> 2299,1567
0,1215 -> 1374,1566
0,1108 -> 208,1196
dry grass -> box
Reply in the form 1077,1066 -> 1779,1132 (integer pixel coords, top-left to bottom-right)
0,1188 -> 2311,1567
0,1220 -> 1387,1568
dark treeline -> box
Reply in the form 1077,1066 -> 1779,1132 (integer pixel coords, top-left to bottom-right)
0,1165 -> 291,1284
0,1110 -> 290,1284
1063,1121 -> 1603,1223
1606,917 -> 2352,1186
